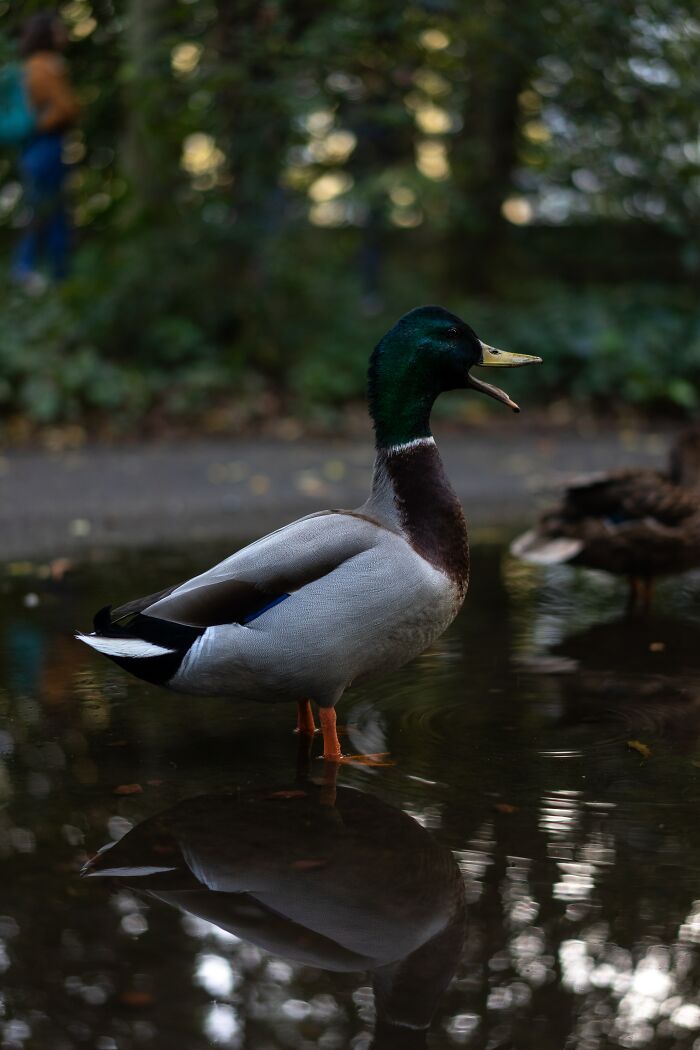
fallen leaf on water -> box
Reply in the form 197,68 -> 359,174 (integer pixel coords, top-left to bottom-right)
69,518 -> 91,538
7,562 -> 35,577
323,459 -> 346,481
494,802 -> 519,814
114,783 -> 143,795
627,740 -> 652,759
120,991 -> 155,1008
295,471 -> 325,496
206,463 -> 228,484
620,428 -> 641,450
505,453 -> 535,475
226,461 -> 249,482
291,859 -> 329,872
249,474 -> 270,495
649,642 -> 665,653
50,558 -> 73,580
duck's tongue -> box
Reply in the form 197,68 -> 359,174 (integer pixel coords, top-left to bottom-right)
467,373 -> 520,413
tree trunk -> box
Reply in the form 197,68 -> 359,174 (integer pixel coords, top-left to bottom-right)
448,7 -> 544,292
122,0 -> 178,218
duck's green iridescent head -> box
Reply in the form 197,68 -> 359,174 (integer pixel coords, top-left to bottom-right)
368,305 -> 541,449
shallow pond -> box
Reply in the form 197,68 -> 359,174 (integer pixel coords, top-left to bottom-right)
2,536 -> 700,1049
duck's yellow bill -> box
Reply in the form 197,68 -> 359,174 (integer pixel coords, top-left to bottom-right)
478,343 -> 543,368
468,342 -> 542,413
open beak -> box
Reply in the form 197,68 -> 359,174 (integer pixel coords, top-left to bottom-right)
467,342 -> 542,413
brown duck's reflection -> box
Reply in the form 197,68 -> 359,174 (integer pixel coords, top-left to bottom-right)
82,765 -> 465,1049
552,615 -> 700,676
524,615 -> 700,751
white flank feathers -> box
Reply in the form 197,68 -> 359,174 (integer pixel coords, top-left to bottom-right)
510,530 -> 583,565
75,633 -> 175,658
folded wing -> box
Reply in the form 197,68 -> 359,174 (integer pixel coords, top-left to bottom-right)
115,511 -> 385,629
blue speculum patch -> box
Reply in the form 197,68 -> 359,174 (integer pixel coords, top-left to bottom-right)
241,593 -> 291,624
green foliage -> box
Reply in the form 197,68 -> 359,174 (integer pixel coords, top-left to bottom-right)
457,286 -> 700,413
292,282 -> 700,417
0,0 -> 698,431
1,269 -> 697,427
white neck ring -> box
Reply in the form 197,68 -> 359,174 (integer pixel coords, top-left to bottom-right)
384,436 -> 436,455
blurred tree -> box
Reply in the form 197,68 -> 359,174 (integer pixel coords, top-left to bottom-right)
525,0 -> 700,240
447,2 -> 552,290
0,0 -> 697,430
122,0 -> 181,217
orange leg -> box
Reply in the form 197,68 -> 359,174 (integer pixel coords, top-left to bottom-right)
319,707 -> 342,761
295,699 -> 316,736
319,707 -> 393,766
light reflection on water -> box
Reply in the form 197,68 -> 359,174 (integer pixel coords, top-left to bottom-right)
2,539 -> 700,1047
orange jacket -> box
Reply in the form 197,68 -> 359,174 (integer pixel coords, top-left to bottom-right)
24,52 -> 79,133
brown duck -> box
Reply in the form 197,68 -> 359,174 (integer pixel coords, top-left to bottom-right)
511,427 -> 700,609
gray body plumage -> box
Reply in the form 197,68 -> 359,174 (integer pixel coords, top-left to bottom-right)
168,474 -> 461,703
78,444 -> 466,706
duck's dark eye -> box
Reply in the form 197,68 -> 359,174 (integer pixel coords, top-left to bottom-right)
446,327 -> 458,338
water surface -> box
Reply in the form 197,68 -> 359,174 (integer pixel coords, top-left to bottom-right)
2,537 -> 700,1049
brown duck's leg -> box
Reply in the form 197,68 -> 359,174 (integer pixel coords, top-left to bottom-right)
295,699 -> 316,736
627,576 -> 640,613
641,577 -> 654,613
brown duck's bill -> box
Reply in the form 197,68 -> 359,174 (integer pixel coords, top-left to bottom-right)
468,343 -> 543,413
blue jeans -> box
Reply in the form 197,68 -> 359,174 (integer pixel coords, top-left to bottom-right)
13,132 -> 70,281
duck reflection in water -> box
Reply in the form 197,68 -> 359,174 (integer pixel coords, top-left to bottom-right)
520,614 -> 700,851
524,614 -> 700,750
82,760 -> 465,1049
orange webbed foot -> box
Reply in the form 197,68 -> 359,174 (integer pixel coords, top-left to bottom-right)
318,707 -> 394,765
323,752 -> 395,767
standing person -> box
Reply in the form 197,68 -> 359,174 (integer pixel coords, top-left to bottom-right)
12,11 -> 79,290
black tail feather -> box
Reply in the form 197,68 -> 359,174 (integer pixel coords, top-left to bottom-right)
87,606 -> 205,687
93,605 -> 114,632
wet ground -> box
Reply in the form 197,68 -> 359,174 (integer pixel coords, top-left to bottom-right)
3,533 -> 700,1049
0,426 -> 673,558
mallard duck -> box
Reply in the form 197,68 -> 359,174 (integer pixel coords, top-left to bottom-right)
511,426 -> 700,609
77,305 -> 541,759
82,776 -> 465,1045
